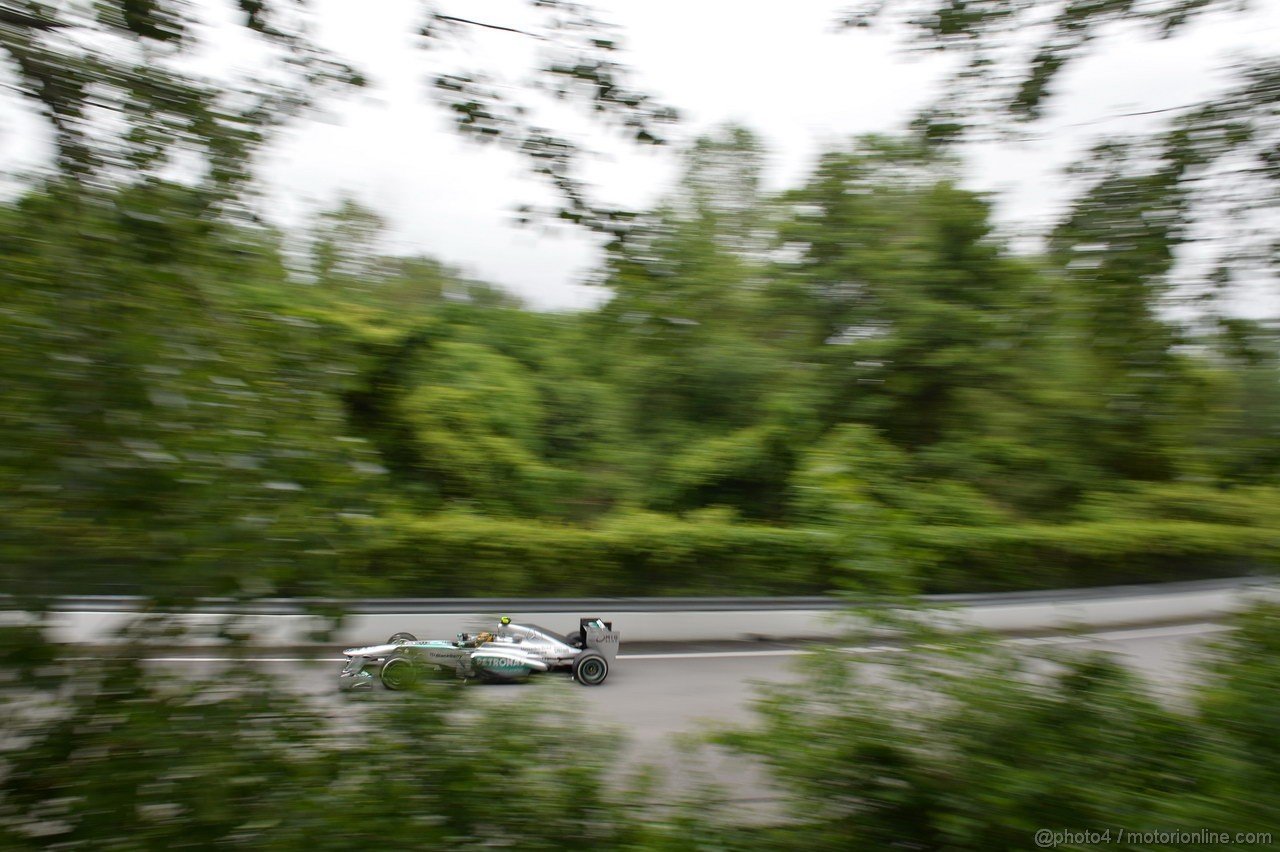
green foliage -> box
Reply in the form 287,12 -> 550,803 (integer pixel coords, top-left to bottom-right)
0,0 -> 675,230
359,511 -> 840,597
1195,605 -> 1280,822
401,341 -> 563,515
775,140 -> 1089,510
4,1 -> 1280,843
720,603 -> 1280,851
789,424 -> 923,592
4,124 -> 1279,598
8,606 -> 1280,850
0,625 -> 679,850
308,197 -> 393,290
0,182 -> 388,597
0,0 -> 361,195
1,641 -> 325,848
853,0 -> 1280,314
914,517 -> 1280,592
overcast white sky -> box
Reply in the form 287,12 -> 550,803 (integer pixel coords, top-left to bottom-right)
4,0 -> 1278,311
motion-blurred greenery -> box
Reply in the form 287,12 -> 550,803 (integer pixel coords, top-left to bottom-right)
0,621 -> 674,850
717,602 -> 1280,851
4,0 -> 1279,847
5,604 -> 1280,849
2,133 -> 1277,597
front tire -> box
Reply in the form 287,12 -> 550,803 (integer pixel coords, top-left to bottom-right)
387,632 -> 417,644
572,652 -> 608,686
380,656 -> 418,690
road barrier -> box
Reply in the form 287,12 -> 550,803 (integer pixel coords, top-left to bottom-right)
4,576 -> 1275,645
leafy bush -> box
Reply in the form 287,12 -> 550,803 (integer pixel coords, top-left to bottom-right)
914,519 -> 1280,592
0,624 -> 684,851
718,603 -> 1280,851
337,489 -> 1280,598
356,511 -> 842,596
7,606 -> 1280,850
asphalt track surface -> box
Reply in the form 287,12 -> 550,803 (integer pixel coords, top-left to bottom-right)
130,621 -> 1228,705
117,621 -> 1229,808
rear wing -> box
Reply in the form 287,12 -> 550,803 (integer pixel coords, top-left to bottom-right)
580,617 -> 620,661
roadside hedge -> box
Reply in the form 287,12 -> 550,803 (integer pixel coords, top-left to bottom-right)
352,511 -> 843,597
344,512 -> 1277,598
914,520 -> 1280,593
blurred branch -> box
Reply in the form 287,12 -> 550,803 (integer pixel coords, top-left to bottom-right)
432,13 -> 546,40
0,5 -> 68,31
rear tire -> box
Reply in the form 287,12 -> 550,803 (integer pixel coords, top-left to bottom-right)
572,652 -> 608,686
380,656 -> 418,690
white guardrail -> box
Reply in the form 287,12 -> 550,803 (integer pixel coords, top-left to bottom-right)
8,576 -> 1278,646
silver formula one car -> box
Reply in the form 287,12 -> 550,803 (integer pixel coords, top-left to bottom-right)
339,616 -> 620,691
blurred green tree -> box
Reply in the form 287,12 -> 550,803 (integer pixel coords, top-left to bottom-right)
0,182 -> 387,596
776,139 -> 1102,518
719,603 -> 1280,851
0,0 -> 676,228
0,623 -> 683,850
847,0 -> 1279,315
